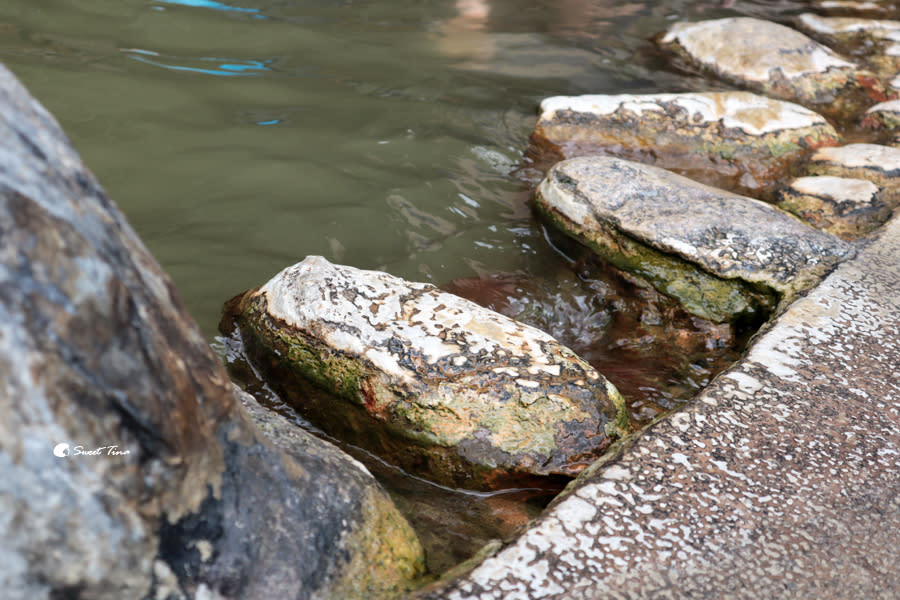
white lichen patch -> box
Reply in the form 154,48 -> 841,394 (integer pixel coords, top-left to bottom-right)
539,91 -> 827,136
796,13 -> 900,36
661,17 -> 856,81
811,143 -> 900,172
259,256 -> 593,384
866,99 -> 900,115
789,176 -> 879,206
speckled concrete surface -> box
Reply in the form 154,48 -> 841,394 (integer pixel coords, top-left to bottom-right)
421,212 -> 900,598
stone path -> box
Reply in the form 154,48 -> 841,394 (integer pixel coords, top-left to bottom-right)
421,201 -> 900,600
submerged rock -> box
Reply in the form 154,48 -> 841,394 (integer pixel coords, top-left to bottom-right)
657,17 -> 891,120
534,156 -> 854,323
777,176 -> 891,239
222,256 -> 629,491
0,64 -> 423,599
530,91 -> 840,198
806,143 -> 900,202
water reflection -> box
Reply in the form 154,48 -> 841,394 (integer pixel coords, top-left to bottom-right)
123,48 -> 271,76
154,0 -> 260,13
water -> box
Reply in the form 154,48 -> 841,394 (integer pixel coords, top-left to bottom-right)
1,0 -> 811,576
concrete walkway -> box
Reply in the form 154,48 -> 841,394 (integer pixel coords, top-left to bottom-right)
423,214 -> 900,598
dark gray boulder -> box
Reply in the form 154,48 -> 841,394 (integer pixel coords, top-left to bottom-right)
0,63 -> 423,599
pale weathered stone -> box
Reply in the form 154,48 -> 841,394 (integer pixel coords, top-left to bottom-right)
813,0 -> 899,18
223,256 -> 630,490
420,211 -> 900,600
531,91 -> 840,198
806,142 -> 900,202
657,17 -> 891,119
0,63 -> 423,599
534,156 -> 853,323
777,175 -> 891,238
862,98 -> 900,134
795,13 -> 900,78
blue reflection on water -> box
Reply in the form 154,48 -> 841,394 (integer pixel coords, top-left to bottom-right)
155,0 -> 259,13
125,49 -> 271,76
257,119 -> 281,125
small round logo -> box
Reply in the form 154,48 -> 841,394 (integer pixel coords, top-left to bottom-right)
53,443 -> 70,458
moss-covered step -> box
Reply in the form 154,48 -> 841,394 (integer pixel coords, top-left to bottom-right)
530,91 -> 840,199
534,156 -> 854,324
777,176 -> 892,239
656,17 -> 892,120
794,13 -> 900,79
806,143 -> 900,203
223,256 -> 629,491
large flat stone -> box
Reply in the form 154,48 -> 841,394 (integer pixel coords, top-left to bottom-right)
534,156 -> 853,323
420,188 -> 900,600
657,17 -> 891,120
224,256 -> 629,491
531,91 -> 840,198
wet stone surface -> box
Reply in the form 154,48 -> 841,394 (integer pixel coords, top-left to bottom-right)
534,155 -> 853,324
862,99 -> 900,140
222,255 -> 630,491
444,258 -> 743,426
657,17 -> 892,120
806,142 -> 900,202
813,0 -> 900,18
420,198 -> 900,600
777,175 -> 891,239
530,91 -> 840,199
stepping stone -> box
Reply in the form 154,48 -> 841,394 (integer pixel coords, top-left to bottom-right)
806,143 -> 900,202
656,17 -> 891,119
777,175 -> 892,238
813,0 -> 899,18
794,13 -> 900,78
534,156 -> 854,323
223,256 -> 630,491
862,98 -> 900,132
531,91 -> 841,198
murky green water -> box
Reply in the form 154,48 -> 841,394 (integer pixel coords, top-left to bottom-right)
1,0 -> 811,576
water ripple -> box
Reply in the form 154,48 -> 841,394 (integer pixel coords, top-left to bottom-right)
123,48 -> 271,77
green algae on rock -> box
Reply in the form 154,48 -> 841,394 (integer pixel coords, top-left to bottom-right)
806,142 -> 900,203
237,388 -> 426,598
222,256 -> 629,491
534,156 -> 854,323
777,176 -> 892,239
531,91 -> 840,199
656,17 -> 892,120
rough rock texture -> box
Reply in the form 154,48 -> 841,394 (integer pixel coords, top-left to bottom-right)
806,142 -> 900,202
657,17 -> 892,120
420,190 -> 900,600
222,256 -> 630,490
794,13 -> 900,78
234,388 -> 425,599
777,175 -> 892,238
530,91 -> 840,198
534,156 -> 853,323
862,98 -> 900,137
0,63 -> 423,599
